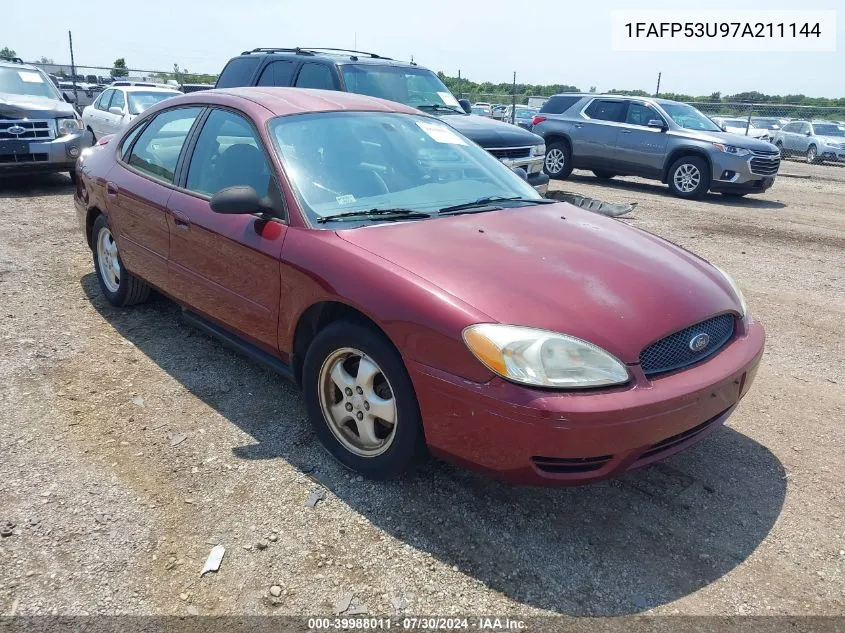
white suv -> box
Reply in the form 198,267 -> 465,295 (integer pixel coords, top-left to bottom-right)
82,83 -> 182,140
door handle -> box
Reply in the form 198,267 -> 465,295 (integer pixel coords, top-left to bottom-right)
106,181 -> 118,196
171,209 -> 190,230
574,123 -> 584,128
620,129 -> 633,134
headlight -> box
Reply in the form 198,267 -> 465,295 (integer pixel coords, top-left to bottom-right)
712,143 -> 751,157
531,143 -> 546,157
462,324 -> 629,389
57,117 -> 82,136
713,265 -> 747,317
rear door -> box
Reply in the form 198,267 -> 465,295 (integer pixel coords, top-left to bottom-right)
614,101 -> 669,177
166,107 -> 288,352
572,98 -> 627,169
256,60 -> 298,87
293,63 -> 340,90
107,106 -> 203,292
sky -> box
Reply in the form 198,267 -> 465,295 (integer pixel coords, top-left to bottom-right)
5,0 -> 843,97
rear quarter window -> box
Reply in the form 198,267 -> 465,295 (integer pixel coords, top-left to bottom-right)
216,57 -> 261,88
540,96 -> 580,115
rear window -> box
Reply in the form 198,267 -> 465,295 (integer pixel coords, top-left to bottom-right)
540,95 -> 580,115
216,57 -> 261,88
584,99 -> 627,123
257,60 -> 297,87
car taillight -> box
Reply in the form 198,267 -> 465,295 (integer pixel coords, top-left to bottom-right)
531,115 -> 547,126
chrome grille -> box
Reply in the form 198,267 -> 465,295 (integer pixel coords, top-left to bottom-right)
487,146 -> 531,160
0,119 -> 55,141
749,149 -> 780,176
639,314 -> 735,377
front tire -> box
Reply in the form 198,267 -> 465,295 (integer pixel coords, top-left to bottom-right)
667,156 -> 710,199
302,322 -> 425,478
775,141 -> 785,157
543,140 -> 573,180
807,145 -> 821,164
592,170 -> 616,180
91,214 -> 150,307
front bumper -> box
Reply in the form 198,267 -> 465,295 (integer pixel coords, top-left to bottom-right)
710,150 -> 778,194
0,130 -> 93,176
820,147 -> 845,161
409,319 -> 765,486
497,154 -> 548,194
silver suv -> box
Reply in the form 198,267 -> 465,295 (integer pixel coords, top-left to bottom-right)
771,120 -> 845,164
532,94 -> 781,198
0,57 -> 92,182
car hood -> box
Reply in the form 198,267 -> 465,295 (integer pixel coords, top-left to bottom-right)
674,127 -> 778,151
0,91 -> 74,119
337,204 -> 741,363
433,112 -> 543,148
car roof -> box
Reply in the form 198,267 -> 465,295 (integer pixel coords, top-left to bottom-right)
169,87 -> 422,117
0,57 -> 41,71
231,48 -> 418,69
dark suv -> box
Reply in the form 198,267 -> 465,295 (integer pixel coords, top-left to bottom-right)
216,47 -> 548,193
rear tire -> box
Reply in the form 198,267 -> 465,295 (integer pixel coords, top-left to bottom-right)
775,141 -> 786,158
543,140 -> 573,180
87,126 -> 96,143
667,156 -> 710,199
91,214 -> 150,307
592,170 -> 616,180
302,321 -> 425,478
69,170 -> 78,185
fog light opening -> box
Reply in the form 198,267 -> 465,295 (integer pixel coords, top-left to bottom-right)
67,146 -> 80,158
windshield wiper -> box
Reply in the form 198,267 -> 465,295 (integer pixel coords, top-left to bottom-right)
316,208 -> 430,224
438,196 -> 555,215
415,103 -> 463,114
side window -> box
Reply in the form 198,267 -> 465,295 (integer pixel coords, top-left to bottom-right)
120,123 -> 146,161
625,103 -> 662,126
126,107 -> 202,183
96,89 -> 113,111
215,57 -> 261,88
584,99 -> 627,123
295,63 -> 337,90
185,109 -> 274,199
109,90 -> 126,112
257,60 -> 296,87
540,96 -> 579,115
802,123 -> 812,135
783,123 -> 798,133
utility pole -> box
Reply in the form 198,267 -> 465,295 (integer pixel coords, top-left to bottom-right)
655,71 -> 662,98
511,71 -> 516,124
68,31 -> 79,111
457,69 -> 462,98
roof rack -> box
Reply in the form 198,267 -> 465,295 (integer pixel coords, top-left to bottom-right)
242,47 -> 392,60
0,56 -> 25,64
242,47 -> 316,56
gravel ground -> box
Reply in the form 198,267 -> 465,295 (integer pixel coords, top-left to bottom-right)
0,161 -> 843,618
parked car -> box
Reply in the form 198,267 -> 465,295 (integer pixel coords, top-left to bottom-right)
73,87 -> 763,485
82,84 -> 182,140
710,116 -> 772,141
771,120 -> 845,163
472,103 -> 492,117
532,94 -> 780,198
57,81 -> 100,112
502,105 -> 539,129
215,48 -> 548,192
0,56 -> 92,181
491,104 -> 507,120
750,116 -> 785,136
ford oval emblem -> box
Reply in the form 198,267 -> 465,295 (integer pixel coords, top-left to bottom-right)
689,333 -> 710,352
7,125 -> 27,136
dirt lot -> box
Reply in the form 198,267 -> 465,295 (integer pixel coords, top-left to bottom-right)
0,160 -> 843,619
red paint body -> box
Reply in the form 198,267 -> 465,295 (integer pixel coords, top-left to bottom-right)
74,88 -> 765,485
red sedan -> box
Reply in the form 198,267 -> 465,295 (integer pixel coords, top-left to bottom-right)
73,87 -> 765,485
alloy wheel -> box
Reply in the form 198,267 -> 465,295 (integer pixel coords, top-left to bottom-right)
673,163 -> 701,193
545,148 -> 566,175
96,227 -> 121,293
318,347 -> 397,457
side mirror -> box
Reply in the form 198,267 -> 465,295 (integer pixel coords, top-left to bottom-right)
720,125 -> 727,132
108,106 -> 124,116
210,186 -> 275,215
458,98 -> 472,114
806,131 -> 812,136
647,119 -> 666,130
511,167 -> 528,181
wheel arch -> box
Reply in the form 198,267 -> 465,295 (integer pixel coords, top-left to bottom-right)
85,206 -> 104,249
662,148 -> 713,183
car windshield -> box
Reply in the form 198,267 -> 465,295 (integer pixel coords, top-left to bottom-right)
0,66 -> 62,100
471,107 -> 488,115
813,124 -> 845,137
752,118 -> 781,129
340,64 -> 462,112
127,91 -> 181,115
660,103 -> 722,131
269,111 -> 541,225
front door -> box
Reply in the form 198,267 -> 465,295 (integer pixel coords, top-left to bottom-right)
100,88 -> 126,136
167,107 -> 287,353
109,106 -> 203,292
614,101 -> 669,178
